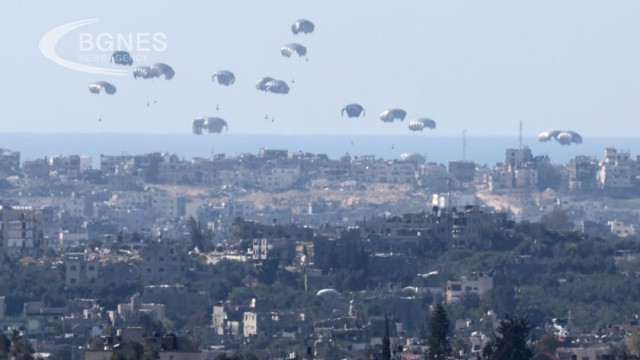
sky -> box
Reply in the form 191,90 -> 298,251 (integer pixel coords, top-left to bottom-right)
1,1 -> 639,136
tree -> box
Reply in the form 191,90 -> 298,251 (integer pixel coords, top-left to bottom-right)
382,316 -> 391,360
0,332 -> 10,359
534,331 -> 560,355
9,330 -> 34,360
482,316 -> 532,360
188,216 -> 213,251
426,303 -> 451,360
540,206 -> 572,232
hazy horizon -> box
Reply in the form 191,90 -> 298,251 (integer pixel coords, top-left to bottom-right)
2,133 -> 640,170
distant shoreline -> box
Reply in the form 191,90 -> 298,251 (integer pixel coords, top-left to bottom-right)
1,133 -> 638,168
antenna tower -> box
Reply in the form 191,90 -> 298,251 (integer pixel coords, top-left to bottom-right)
519,121 -> 523,149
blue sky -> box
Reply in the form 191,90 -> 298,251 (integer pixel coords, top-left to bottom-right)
1,1 -> 639,136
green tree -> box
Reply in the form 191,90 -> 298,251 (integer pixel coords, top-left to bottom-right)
540,206 -> 572,232
382,316 -> 391,360
426,303 -> 451,360
9,330 -> 34,360
0,332 -> 10,359
534,331 -> 560,355
188,216 -> 213,251
482,316 -> 533,360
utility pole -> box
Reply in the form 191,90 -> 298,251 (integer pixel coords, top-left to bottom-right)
519,121 -> 523,150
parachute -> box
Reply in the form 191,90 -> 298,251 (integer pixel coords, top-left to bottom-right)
133,66 -> 149,79
193,117 -> 228,134
110,51 -> 133,66
342,104 -> 365,118
88,81 -> 116,95
538,130 -> 561,142
256,78 -> 289,94
316,289 -> 340,297
538,129 -> 582,145
291,19 -> 314,35
133,63 -> 175,80
281,43 -> 307,58
400,152 -> 426,165
192,118 -> 205,135
256,77 -> 275,91
212,70 -> 235,86
408,118 -> 436,131
379,109 -> 407,123
265,80 -> 289,94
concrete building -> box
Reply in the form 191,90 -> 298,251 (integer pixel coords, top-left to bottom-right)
370,161 -> 416,184
22,158 -> 51,179
505,147 -> 533,170
449,161 -> 476,184
0,148 -> 20,176
608,220 -> 635,238
450,206 -> 494,248
432,192 -> 478,209
446,272 -> 494,303
0,205 -> 44,257
117,294 -> 166,324
65,252 -> 99,286
567,156 -> 599,192
49,155 -> 82,180
599,148 -> 634,191
514,167 -> 538,188
140,241 -> 188,285
252,238 -> 296,264
261,165 -> 301,191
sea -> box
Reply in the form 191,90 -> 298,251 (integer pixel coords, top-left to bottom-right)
1,133 -> 639,168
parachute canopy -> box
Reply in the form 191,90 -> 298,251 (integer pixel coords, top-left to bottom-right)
256,77 -> 275,91
192,118 -> 205,135
281,43 -> 307,58
88,81 -> 116,95
342,104 -> 365,118
193,117 -> 228,134
380,109 -> 407,123
316,288 -> 340,297
111,51 -> 133,66
265,80 -> 289,94
133,63 -> 175,80
291,19 -> 314,35
256,77 -> 289,94
212,70 -> 235,86
538,129 -> 582,145
538,130 -> 560,142
408,118 -> 436,131
400,152 -> 426,165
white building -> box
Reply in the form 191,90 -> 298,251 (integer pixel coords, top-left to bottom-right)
608,220 -> 635,237
446,272 -> 494,303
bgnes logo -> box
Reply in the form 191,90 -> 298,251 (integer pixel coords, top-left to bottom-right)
39,18 -> 167,76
